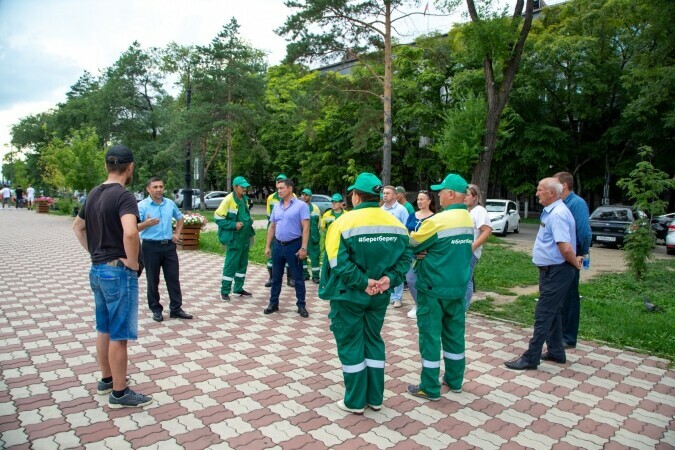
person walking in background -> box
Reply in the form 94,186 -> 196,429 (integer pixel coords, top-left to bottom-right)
319,172 -> 411,414
505,177 -> 580,371
554,171 -> 592,349
14,186 -> 24,208
405,190 -> 436,319
322,193 -> 348,230
1,184 -> 10,209
464,184 -> 493,312
215,176 -> 255,302
381,185 -> 409,308
264,178 -> 310,318
300,188 -> 322,284
72,144 -> 152,408
396,186 -> 415,216
407,174 -> 473,401
137,176 -> 193,322
26,184 -> 35,210
265,174 -> 295,288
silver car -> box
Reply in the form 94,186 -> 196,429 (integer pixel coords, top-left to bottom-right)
311,194 -> 333,215
666,220 -> 675,256
201,191 -> 229,209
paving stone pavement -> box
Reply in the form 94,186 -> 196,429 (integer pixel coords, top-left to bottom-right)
1,210 -> 674,450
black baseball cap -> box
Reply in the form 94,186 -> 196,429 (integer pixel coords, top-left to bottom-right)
106,145 -> 134,164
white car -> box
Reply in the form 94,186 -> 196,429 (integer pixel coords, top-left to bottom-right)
485,199 -> 520,236
173,188 -> 200,208
666,220 -> 675,255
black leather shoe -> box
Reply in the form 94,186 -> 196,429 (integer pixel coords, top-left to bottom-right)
312,278 -> 320,284
541,352 -> 566,364
221,294 -> 230,302
287,279 -> 296,287
563,343 -> 576,349
152,311 -> 163,322
505,357 -> 537,370
298,307 -> 309,318
264,279 -> 272,288
170,310 -> 193,320
235,289 -> 252,296
264,304 -> 279,314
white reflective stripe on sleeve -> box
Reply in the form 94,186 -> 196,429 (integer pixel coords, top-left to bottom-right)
228,209 -> 237,214
266,262 -> 273,268
342,360 -> 367,374
443,351 -> 465,360
235,273 -> 246,278
329,258 -> 338,268
222,276 -> 234,281
422,359 -> 441,368
365,359 -> 385,369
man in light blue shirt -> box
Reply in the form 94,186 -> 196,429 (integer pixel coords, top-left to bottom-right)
138,177 -> 193,322
381,185 -> 409,308
555,171 -> 592,349
506,178 -> 580,371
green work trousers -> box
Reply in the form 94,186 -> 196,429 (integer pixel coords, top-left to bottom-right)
302,240 -> 321,280
328,299 -> 387,410
221,236 -> 250,295
415,291 -> 465,398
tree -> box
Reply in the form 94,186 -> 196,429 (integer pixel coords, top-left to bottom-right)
617,147 -> 675,280
277,0 -> 432,185
438,0 -> 535,196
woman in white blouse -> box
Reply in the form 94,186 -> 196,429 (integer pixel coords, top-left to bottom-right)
464,184 -> 492,312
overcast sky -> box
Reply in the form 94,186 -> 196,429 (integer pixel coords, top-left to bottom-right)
0,0 -> 465,173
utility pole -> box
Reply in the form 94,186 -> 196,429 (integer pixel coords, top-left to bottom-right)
183,65 -> 193,212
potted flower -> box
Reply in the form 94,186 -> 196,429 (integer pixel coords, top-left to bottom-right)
174,212 -> 207,250
34,196 -> 54,214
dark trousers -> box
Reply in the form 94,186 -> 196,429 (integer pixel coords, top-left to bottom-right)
142,240 -> 183,314
562,268 -> 581,346
269,239 -> 305,307
522,263 -> 575,365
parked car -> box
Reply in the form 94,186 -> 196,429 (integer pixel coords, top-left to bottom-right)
651,212 -> 675,241
485,199 -> 520,236
666,220 -> 675,255
201,191 -> 229,209
589,205 -> 645,247
173,188 -> 200,208
311,194 -> 333,215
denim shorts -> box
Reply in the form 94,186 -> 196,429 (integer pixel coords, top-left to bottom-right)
89,262 -> 139,341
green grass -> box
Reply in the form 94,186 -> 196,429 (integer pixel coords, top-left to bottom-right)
472,257 -> 675,361
473,238 -> 538,294
199,229 -> 268,265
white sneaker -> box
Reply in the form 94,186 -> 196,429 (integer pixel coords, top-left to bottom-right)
393,300 -> 402,308
407,307 -> 417,319
336,399 -> 364,414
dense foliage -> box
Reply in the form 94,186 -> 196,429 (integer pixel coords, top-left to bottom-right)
5,0 -> 673,211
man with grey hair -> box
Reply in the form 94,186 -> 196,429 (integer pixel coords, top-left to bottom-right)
505,177 -> 580,370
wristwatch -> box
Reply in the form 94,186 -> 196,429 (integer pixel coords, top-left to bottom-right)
300,247 -> 307,251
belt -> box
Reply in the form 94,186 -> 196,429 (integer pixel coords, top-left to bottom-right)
276,237 -> 301,246
537,263 -> 565,272
143,239 -> 171,245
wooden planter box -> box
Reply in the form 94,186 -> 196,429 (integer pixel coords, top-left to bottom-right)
35,201 -> 50,214
177,225 -> 201,250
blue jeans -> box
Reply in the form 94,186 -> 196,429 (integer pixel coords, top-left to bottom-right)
269,239 -> 306,307
464,255 -> 479,311
90,262 -> 139,341
405,265 -> 418,305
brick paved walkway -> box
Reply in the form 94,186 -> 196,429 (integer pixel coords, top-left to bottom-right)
0,210 -> 673,449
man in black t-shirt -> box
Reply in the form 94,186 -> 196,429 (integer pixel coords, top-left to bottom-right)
73,144 -> 153,409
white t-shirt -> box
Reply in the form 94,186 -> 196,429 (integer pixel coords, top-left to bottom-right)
26,187 -> 35,199
470,205 -> 492,259
1,187 -> 10,199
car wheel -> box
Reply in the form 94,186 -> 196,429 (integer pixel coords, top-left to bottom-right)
667,247 -> 675,256
501,222 -> 509,237
514,222 -> 520,234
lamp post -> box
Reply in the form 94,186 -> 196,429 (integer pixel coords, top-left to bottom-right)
183,65 -> 193,212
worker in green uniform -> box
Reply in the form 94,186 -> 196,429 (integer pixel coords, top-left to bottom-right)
265,174 -> 295,287
321,193 -> 348,230
407,173 -> 474,401
300,188 -> 322,283
215,176 -> 255,302
319,172 -> 412,414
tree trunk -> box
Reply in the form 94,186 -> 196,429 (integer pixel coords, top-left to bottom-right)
469,0 -> 534,196
381,1 -> 393,186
